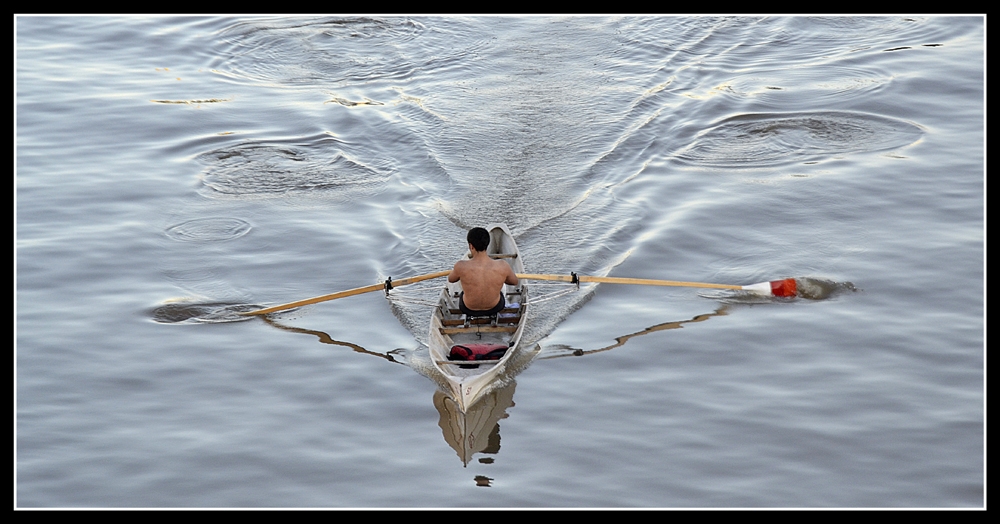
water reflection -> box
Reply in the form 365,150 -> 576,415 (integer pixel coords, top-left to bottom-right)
260,307 -> 731,469
539,306 -> 730,360
259,316 -> 406,364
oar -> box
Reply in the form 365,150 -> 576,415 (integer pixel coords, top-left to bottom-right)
516,273 -> 798,297
240,270 -> 451,316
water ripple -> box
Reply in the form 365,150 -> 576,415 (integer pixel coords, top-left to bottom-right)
212,16 -> 484,87
197,141 -> 389,201
164,217 -> 251,242
675,111 -> 923,168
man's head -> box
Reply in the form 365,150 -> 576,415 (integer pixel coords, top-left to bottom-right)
467,227 -> 490,252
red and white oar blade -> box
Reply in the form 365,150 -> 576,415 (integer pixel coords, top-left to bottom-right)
742,278 -> 798,297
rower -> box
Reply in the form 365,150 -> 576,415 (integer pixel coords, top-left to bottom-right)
448,227 -> 519,326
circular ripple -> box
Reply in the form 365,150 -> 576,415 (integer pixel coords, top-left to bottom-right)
675,111 -> 923,168
721,64 -> 892,107
198,142 -> 389,201
215,17 -> 429,86
164,217 -> 252,242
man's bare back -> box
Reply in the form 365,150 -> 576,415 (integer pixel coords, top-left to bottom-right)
448,228 -> 519,312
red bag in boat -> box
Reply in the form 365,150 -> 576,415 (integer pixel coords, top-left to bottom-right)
449,343 -> 508,361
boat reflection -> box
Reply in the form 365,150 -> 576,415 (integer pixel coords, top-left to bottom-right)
434,384 -> 513,467
260,306 -> 728,468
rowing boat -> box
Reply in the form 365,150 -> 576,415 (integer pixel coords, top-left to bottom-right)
428,223 -> 528,412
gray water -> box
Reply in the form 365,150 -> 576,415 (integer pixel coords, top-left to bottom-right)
16,15 -> 983,508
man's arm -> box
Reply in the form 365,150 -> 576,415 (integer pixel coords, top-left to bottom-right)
448,261 -> 462,283
505,264 -> 519,286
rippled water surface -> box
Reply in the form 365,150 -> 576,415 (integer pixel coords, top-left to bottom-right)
16,16 -> 983,508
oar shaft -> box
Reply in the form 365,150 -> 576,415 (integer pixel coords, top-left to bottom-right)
246,270 -> 789,318
516,273 -> 744,290
242,270 -> 451,316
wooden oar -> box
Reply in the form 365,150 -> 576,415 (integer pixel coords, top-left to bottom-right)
516,273 -> 798,297
240,270 -> 451,316
244,270 -> 795,318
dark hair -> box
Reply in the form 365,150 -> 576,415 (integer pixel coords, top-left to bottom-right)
467,227 -> 490,252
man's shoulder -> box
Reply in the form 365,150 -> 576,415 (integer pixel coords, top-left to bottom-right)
452,258 -> 477,273
492,258 -> 516,274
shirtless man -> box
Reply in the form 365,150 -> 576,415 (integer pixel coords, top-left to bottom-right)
448,227 -> 519,316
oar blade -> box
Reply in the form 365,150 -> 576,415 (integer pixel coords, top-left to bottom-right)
742,278 -> 797,297
770,278 -> 798,297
